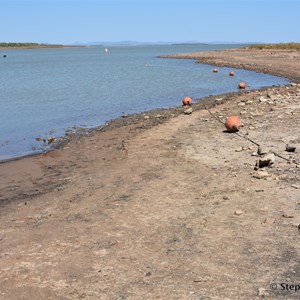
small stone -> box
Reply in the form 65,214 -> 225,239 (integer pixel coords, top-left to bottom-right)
223,195 -> 230,200
257,146 -> 270,155
144,115 -> 150,119
215,98 -> 223,102
234,210 -> 243,216
235,147 -> 243,152
291,185 -> 300,189
286,145 -> 296,152
253,170 -> 270,179
47,137 -> 56,144
184,107 -> 193,115
258,153 -> 275,168
263,217 -> 276,225
259,97 -> 267,103
283,213 -> 294,218
258,287 -> 269,297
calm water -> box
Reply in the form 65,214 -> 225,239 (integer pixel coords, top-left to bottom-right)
0,44 -> 289,161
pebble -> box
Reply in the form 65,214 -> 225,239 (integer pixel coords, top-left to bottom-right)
286,145 -> 296,152
263,217 -> 276,225
258,153 -> 275,168
184,107 -> 193,115
252,170 -> 270,179
258,287 -> 269,297
259,96 -> 267,103
291,185 -> 300,189
282,213 -> 294,218
223,195 -> 230,200
257,146 -> 270,155
234,210 -> 243,216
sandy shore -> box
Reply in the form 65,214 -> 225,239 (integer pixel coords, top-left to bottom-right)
0,49 -> 300,299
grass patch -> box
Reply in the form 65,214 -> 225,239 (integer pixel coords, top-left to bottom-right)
245,43 -> 300,50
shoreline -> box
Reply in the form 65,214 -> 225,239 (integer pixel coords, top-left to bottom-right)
0,85 -> 287,165
1,48 -> 300,299
161,48 -> 300,83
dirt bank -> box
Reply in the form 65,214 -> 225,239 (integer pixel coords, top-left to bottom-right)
0,49 -> 300,299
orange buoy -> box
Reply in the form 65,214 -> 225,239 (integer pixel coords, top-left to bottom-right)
182,96 -> 192,106
229,71 -> 235,76
239,82 -> 246,89
213,68 -> 218,73
225,116 -> 241,133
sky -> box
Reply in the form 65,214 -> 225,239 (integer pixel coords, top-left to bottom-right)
1,0 -> 299,45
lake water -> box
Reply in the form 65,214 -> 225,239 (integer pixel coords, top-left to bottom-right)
0,44 -> 289,161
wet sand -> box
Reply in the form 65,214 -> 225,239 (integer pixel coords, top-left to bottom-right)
0,48 -> 300,299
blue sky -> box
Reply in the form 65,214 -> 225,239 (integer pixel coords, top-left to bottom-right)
1,0 -> 299,44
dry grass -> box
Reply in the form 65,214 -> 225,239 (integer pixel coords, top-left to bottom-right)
246,43 -> 300,50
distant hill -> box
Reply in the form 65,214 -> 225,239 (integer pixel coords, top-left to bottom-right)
0,42 -> 84,49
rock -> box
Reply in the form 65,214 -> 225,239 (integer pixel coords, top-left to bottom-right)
234,210 -> 243,216
258,153 -> 275,168
257,146 -> 270,155
291,185 -> 300,189
263,217 -> 276,225
258,287 -> 269,297
144,115 -> 150,119
283,213 -> 294,218
286,145 -> 296,152
253,170 -> 270,179
184,107 -> 193,115
215,97 -> 223,102
223,195 -> 230,200
47,137 -> 56,144
259,96 -> 267,103
235,147 -> 243,152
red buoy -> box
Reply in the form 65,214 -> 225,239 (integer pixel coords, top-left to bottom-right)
229,71 -> 235,76
225,116 -> 241,132
182,96 -> 192,106
239,82 -> 246,89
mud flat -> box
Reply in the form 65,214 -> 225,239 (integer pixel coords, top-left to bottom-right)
0,48 -> 300,299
